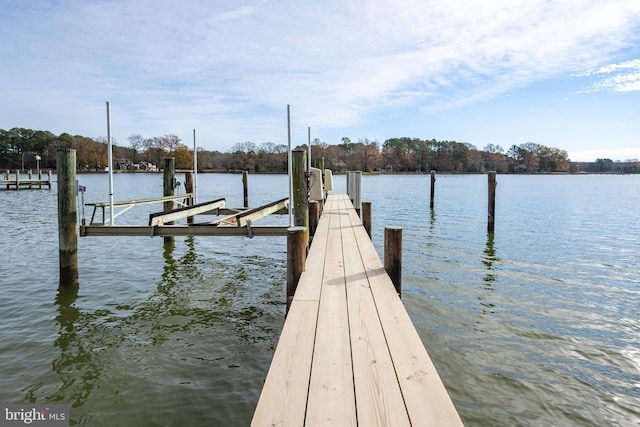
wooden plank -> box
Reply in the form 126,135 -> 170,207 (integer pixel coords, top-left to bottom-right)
80,224 -> 289,237
346,203 -> 464,427
292,193 -> 334,302
251,300 -> 319,427
339,196 -> 411,427
305,195 -> 357,427
235,198 -> 289,228
149,198 -> 225,226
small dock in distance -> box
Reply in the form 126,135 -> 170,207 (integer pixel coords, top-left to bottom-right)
252,194 -> 463,426
1,170 -> 52,190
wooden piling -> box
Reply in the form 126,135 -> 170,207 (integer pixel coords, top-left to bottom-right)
362,201 -> 372,238
57,149 -> 78,286
163,158 -> 176,243
430,170 -> 436,209
184,171 -> 194,224
291,150 -> 308,245
384,226 -> 402,297
286,226 -> 307,312
488,171 -> 496,233
38,169 -> 43,189
242,171 -> 249,208
309,201 -> 319,238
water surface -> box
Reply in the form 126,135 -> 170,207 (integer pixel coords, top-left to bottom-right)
1,173 -> 638,426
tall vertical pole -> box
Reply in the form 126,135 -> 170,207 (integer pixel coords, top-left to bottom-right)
193,129 -> 197,204
185,171 -> 194,224
242,170 -> 249,208
292,150 -> 309,247
163,157 -> 176,244
106,101 -> 114,226
57,148 -> 78,286
488,171 -> 496,232
430,170 -> 436,209
287,105 -> 293,226
307,126 -> 311,173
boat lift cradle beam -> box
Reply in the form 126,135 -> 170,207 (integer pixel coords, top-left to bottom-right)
149,198 -> 226,226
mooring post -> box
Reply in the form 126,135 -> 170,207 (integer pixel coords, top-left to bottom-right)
242,170 -> 249,208
292,150 -> 309,246
430,170 -> 436,209
384,226 -> 402,297
15,170 -> 19,190
57,148 -> 78,286
488,171 -> 496,233
309,201 -> 319,239
38,169 -> 43,189
184,171 -> 194,224
28,170 -> 33,189
362,201 -> 372,238
286,226 -> 307,313
163,157 -> 176,243
48,170 -> 52,189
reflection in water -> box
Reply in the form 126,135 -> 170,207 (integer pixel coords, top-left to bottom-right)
429,207 -> 436,232
480,232 -> 500,314
482,232 -> 499,285
32,236 -> 283,425
43,286 -> 103,413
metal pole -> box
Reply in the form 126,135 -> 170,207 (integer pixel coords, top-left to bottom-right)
106,101 -> 114,226
308,126 -> 311,173
287,105 -> 293,227
193,128 -> 198,204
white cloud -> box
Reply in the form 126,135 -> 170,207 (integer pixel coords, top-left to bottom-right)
578,60 -> 640,92
1,0 -> 640,149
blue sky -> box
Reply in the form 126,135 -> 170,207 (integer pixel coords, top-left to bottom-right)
1,0 -> 639,162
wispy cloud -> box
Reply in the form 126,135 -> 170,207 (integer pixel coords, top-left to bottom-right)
578,60 -> 640,93
1,0 -> 640,149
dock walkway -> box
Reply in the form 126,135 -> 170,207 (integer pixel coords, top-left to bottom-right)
252,194 -> 462,426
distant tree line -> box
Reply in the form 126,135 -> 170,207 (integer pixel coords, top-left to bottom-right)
1,127 -> 638,174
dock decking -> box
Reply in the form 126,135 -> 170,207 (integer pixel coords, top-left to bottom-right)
252,194 -> 463,426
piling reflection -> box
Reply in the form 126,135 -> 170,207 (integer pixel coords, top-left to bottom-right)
482,232 -> 499,285
43,285 -> 102,411
35,236 -> 283,425
429,207 -> 436,232
479,232 -> 500,315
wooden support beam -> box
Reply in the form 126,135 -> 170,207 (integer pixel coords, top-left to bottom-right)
235,197 -> 289,228
149,198 -> 226,226
80,224 -> 290,237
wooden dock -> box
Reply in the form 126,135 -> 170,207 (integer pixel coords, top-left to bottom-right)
1,170 -> 52,190
252,194 -> 463,426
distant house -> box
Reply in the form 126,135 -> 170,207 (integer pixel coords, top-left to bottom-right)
138,162 -> 157,172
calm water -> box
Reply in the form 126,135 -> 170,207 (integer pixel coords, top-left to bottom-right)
1,173 -> 638,426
